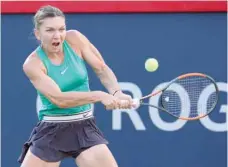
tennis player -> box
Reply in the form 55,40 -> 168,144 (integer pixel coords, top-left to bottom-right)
18,5 -> 132,167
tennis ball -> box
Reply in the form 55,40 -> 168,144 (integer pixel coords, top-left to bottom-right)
145,58 -> 159,72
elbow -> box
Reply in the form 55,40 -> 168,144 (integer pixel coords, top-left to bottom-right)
55,101 -> 69,108
94,62 -> 108,75
49,97 -> 70,108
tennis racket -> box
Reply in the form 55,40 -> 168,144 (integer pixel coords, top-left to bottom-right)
132,72 -> 219,120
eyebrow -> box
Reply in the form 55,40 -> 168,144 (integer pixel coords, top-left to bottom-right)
45,26 -> 66,29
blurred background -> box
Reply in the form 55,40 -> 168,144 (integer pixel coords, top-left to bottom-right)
2,1 -> 227,167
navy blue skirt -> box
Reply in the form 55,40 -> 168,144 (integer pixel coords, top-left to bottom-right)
18,117 -> 108,163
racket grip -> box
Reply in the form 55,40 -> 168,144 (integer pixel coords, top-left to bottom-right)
119,98 -> 140,109
132,98 -> 140,109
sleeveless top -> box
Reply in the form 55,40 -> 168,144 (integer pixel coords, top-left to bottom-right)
36,41 -> 92,120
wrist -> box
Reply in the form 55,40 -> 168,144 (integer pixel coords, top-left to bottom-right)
93,91 -> 106,102
112,90 -> 122,96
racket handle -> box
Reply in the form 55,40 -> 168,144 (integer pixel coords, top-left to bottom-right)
132,98 -> 140,109
119,98 -> 140,109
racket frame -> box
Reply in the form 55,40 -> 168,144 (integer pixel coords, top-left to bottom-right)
138,73 -> 219,120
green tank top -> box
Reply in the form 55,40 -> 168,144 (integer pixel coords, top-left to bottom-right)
36,41 -> 92,120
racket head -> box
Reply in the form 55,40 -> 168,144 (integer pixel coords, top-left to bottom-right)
141,73 -> 219,120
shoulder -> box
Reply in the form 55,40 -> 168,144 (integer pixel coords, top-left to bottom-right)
66,29 -> 90,48
23,50 -> 46,77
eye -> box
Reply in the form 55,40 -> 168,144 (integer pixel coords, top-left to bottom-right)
46,29 -> 54,32
59,28 -> 66,32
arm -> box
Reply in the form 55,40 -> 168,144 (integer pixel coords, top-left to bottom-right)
88,44 -> 133,103
23,55 -> 110,108
66,30 -> 121,95
89,43 -> 122,95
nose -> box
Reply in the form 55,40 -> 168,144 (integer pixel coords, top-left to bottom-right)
53,31 -> 61,39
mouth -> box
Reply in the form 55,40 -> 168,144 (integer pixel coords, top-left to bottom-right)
52,42 -> 60,49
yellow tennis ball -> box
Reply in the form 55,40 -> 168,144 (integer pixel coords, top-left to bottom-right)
145,58 -> 159,72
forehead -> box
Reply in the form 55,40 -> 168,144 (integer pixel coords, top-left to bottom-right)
41,16 -> 65,28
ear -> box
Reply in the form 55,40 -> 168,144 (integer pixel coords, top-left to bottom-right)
34,29 -> 41,40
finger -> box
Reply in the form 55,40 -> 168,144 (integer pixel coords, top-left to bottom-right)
121,101 -> 129,109
111,101 -> 117,109
116,99 -> 123,109
115,102 -> 121,109
107,105 -> 114,110
126,100 -> 131,108
105,105 -> 111,110
119,100 -> 125,109
106,102 -> 114,110
112,99 -> 120,109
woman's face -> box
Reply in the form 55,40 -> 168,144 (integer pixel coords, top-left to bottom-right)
35,16 -> 66,53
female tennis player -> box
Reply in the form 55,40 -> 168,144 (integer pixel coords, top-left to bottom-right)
18,5 -> 132,167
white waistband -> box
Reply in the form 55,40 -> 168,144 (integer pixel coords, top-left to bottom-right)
42,110 -> 93,122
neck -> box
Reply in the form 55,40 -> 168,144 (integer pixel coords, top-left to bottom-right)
41,45 -> 64,58
47,51 -> 63,58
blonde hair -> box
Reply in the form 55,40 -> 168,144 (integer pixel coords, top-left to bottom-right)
33,5 -> 65,29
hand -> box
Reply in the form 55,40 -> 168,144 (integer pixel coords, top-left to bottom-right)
99,91 -> 121,110
113,91 -> 133,109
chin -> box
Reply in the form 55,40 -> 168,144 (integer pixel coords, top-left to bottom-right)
51,47 -> 62,53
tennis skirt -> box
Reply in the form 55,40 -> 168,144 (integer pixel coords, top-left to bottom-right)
18,110 -> 108,163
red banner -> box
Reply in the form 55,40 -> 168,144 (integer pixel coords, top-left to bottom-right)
1,1 -> 227,14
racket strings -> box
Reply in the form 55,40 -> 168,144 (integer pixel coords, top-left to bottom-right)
161,76 -> 217,118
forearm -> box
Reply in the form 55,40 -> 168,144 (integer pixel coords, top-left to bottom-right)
52,91 -> 103,108
96,65 -> 121,95
75,33 -> 121,95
